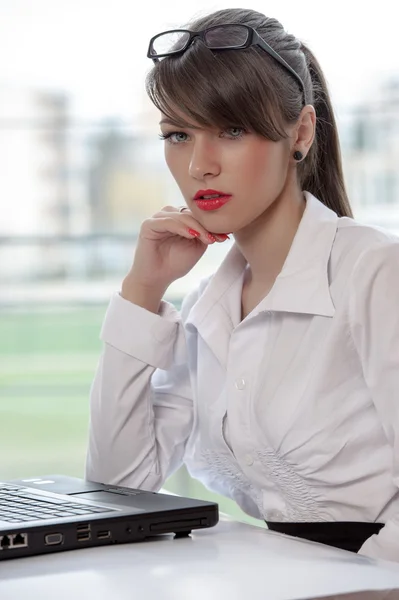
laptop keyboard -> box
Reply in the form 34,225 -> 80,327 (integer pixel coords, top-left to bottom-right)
0,483 -> 114,524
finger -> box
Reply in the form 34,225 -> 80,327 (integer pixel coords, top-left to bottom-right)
158,205 -> 191,215
145,217 -> 216,245
153,211 -> 217,244
159,205 -> 179,213
171,212 -> 230,243
152,209 -> 229,243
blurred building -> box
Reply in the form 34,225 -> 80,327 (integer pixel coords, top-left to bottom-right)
342,78 -> 399,233
0,85 -> 72,236
87,120 -> 173,233
0,84 -> 182,284
0,85 -> 77,280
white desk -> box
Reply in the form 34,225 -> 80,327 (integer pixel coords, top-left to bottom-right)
1,518 -> 399,600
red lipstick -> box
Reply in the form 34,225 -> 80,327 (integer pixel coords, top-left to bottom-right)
193,189 -> 232,211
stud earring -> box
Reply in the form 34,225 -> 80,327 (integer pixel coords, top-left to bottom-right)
293,150 -> 303,161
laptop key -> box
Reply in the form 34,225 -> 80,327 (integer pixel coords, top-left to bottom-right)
69,509 -> 92,515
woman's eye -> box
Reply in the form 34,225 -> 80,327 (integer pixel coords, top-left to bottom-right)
223,127 -> 246,139
159,131 -> 188,144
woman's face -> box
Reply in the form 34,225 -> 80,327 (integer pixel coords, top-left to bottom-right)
160,110 -> 294,234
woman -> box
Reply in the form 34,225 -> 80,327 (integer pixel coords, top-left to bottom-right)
86,8 -> 399,561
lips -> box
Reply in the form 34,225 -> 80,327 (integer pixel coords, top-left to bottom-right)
194,189 -> 230,200
193,189 -> 232,211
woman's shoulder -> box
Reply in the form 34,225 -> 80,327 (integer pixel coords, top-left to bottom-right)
337,214 -> 398,243
326,217 -> 399,308
331,216 -> 399,275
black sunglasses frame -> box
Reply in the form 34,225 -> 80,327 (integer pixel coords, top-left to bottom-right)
147,24 -> 307,105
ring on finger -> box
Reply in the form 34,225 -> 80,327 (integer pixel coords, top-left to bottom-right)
179,206 -> 189,213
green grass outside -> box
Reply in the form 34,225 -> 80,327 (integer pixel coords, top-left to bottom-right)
0,305 -> 263,526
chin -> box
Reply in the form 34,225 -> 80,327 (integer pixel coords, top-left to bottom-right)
192,210 -> 235,234
199,219 -> 234,236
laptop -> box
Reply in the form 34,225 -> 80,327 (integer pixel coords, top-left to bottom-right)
0,475 -> 219,561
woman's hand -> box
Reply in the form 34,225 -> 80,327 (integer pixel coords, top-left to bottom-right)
121,206 -> 228,311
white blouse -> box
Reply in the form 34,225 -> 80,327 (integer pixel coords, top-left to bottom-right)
87,192 -> 399,562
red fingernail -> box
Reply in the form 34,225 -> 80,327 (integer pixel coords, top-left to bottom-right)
217,234 -> 230,241
188,229 -> 200,237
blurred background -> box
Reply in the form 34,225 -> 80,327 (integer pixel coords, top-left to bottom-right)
2,0 -> 399,524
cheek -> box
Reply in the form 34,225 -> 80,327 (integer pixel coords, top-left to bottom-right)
165,148 -> 190,189
235,141 -> 287,187
164,147 -> 176,175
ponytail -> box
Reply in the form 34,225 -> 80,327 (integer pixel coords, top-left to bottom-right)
300,44 -> 353,218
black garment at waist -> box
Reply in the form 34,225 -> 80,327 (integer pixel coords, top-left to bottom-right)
266,521 -> 385,553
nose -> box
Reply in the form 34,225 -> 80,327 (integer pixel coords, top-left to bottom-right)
188,138 -> 221,180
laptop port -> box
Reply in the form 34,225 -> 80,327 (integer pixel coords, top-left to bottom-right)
45,533 -> 64,546
97,530 -> 111,540
0,535 -> 11,549
77,532 -> 91,542
11,533 -> 28,548
76,523 -> 90,533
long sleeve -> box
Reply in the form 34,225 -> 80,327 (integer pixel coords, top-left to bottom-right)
349,242 -> 399,561
86,291 -> 195,491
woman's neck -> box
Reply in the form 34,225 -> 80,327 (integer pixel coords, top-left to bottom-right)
234,186 -> 306,290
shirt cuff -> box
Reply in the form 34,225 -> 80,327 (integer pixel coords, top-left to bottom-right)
100,292 -> 180,369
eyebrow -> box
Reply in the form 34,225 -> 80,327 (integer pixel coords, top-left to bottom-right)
159,118 -> 203,130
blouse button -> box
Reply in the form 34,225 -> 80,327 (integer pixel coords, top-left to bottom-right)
244,454 -> 254,466
234,378 -> 246,390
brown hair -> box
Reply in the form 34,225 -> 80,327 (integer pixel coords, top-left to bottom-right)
146,8 -> 353,218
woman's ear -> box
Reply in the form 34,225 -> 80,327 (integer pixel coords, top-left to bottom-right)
291,105 -> 316,160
